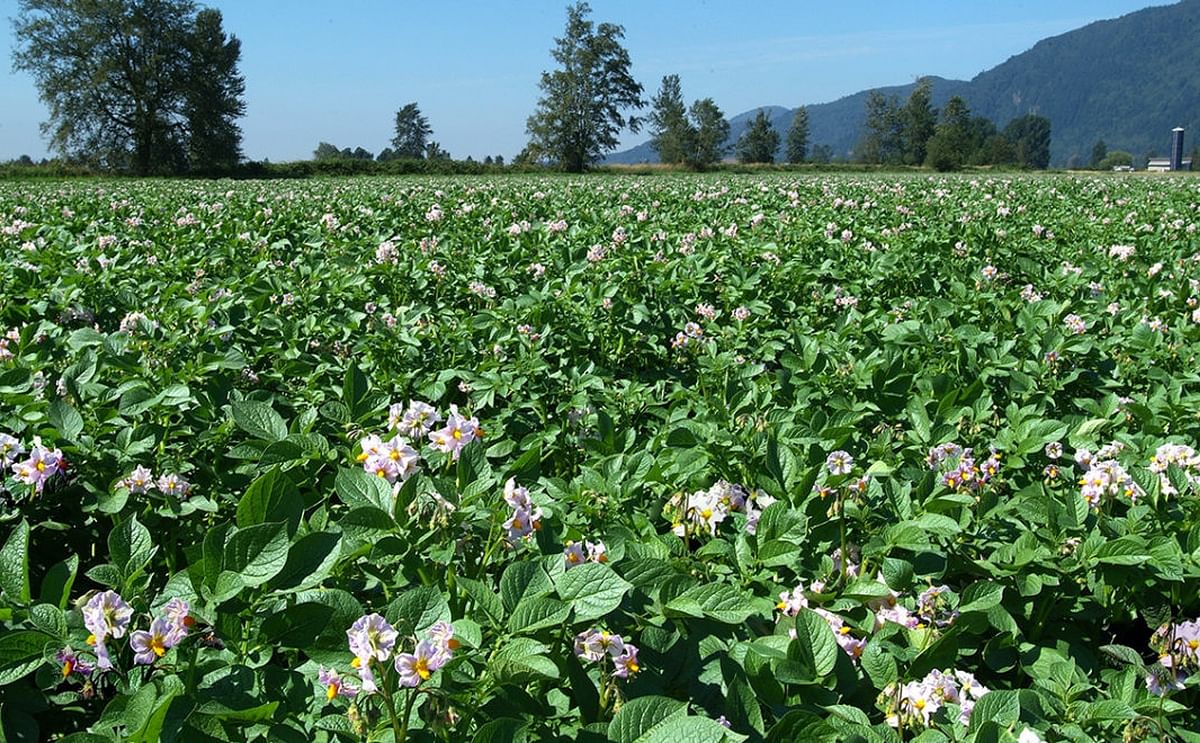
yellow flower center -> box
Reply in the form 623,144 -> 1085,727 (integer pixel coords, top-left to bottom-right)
356,452 -> 369,462
627,660 -> 639,673
839,626 -> 851,635
326,683 -> 339,700
86,633 -> 96,646
452,429 -> 462,441
62,660 -> 74,678
1190,639 -> 1199,650
700,508 -> 713,520
36,461 -> 46,472
415,657 -> 431,680
151,636 -> 166,657
915,698 -> 926,710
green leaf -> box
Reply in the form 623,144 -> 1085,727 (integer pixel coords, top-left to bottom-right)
267,532 -> 342,592
555,563 -> 631,623
0,521 -> 30,605
0,630 -> 52,685
607,695 -> 687,743
500,561 -> 553,613
260,602 -> 335,648
472,718 -> 529,743
224,522 -> 289,587
38,554 -> 79,609
508,596 -> 571,634
236,467 -> 301,535
334,467 -> 395,515
663,583 -> 757,624
108,516 -> 156,585
48,399 -> 84,442
639,715 -> 747,743
967,690 -> 1020,731
459,576 -> 505,624
959,581 -> 1004,614
793,608 -> 839,678
231,400 -> 287,442
860,640 -> 898,688
343,365 -> 369,420
387,585 -> 450,635
914,513 -> 961,538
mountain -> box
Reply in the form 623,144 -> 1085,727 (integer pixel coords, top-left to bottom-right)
605,1 -> 1200,166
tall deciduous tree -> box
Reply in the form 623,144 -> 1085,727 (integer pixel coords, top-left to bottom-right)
736,109 -> 780,164
184,8 -> 245,172
785,106 -> 810,164
900,77 -> 936,166
1004,114 -> 1052,169
686,98 -> 728,170
924,95 -> 972,171
12,0 -> 246,174
857,91 -> 902,164
525,2 -> 644,172
392,103 -> 432,159
648,74 -> 692,166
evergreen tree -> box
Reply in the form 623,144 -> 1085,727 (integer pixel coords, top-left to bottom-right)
1091,139 -> 1108,168
686,98 -> 728,170
392,103 -> 432,159
900,77 -> 936,165
785,107 -> 810,164
648,74 -> 693,166
525,2 -> 644,172
736,109 -> 780,164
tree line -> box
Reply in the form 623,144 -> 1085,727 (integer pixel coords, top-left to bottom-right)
10,1 -> 1060,175
855,78 -> 1052,171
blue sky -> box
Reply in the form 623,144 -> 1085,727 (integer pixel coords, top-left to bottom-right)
0,0 -> 1163,162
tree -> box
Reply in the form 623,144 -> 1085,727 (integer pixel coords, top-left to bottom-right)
12,0 -> 246,175
376,147 -> 396,162
392,102 -> 432,159
686,98 -> 729,170
810,144 -> 833,164
425,142 -> 450,160
648,74 -> 692,165
525,2 -> 645,172
1004,114 -> 1052,169
313,142 -> 341,161
857,91 -> 902,164
1091,139 -> 1108,168
1097,150 -> 1133,169
900,77 -> 936,165
736,109 -> 780,164
924,96 -> 972,171
785,107 -> 810,164
183,8 -> 244,171
494,154 -> 505,166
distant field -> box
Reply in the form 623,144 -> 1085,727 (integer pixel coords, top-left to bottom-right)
1,174 -> 1198,741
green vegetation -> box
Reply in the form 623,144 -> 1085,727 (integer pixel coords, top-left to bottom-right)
1,173 -> 1200,741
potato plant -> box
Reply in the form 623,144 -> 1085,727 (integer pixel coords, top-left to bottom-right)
0,174 -> 1198,741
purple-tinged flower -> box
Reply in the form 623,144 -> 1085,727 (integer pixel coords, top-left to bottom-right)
612,645 -> 640,678
825,450 -> 853,476
56,647 -> 93,679
428,404 -> 480,461
156,473 -> 190,498
574,629 -> 626,662
563,541 -> 586,569
503,478 -> 531,510
586,540 -> 608,564
83,590 -> 132,668
318,666 -> 358,700
161,598 -> 193,632
1045,441 -> 1063,459
124,465 -> 155,493
346,613 -> 398,693
11,437 -> 65,493
130,617 -> 184,664
397,401 -> 441,438
394,639 -> 449,687
776,586 -> 808,616
0,433 -> 23,464
428,621 -> 460,654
